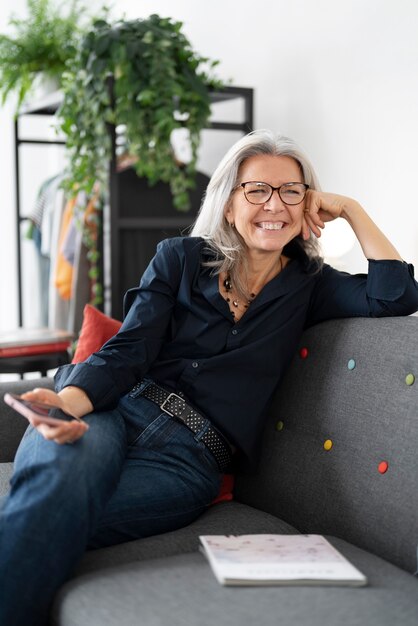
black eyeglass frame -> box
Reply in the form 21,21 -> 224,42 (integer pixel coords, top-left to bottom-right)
237,181 -> 310,206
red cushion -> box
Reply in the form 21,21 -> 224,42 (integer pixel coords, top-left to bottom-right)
72,304 -> 122,363
72,304 -> 234,502
212,474 -> 234,504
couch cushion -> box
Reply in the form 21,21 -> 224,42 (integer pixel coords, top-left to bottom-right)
0,462 -> 12,496
234,317 -> 418,574
52,535 -> 418,626
71,304 -> 122,363
75,501 -> 297,575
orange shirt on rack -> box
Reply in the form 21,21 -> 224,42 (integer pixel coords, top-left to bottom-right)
54,192 -> 100,300
54,197 -> 75,300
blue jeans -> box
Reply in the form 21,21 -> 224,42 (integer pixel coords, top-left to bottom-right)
0,382 -> 222,626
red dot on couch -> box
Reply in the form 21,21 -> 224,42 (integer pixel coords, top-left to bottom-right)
378,461 -> 389,474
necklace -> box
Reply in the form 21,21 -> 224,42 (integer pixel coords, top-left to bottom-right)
222,256 -> 283,319
223,275 -> 256,318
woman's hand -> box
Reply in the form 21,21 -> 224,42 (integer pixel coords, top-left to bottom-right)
20,387 -> 90,445
302,190 -> 361,239
301,189 -> 402,261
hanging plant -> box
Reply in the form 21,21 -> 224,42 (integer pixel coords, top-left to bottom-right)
58,14 -> 223,210
0,0 -> 88,111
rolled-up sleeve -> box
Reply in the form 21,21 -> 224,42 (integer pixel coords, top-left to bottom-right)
307,259 -> 418,327
54,239 -> 182,410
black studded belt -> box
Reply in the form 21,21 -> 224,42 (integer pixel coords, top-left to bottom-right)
135,382 -> 232,473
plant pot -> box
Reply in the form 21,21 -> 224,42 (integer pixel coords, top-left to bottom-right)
31,74 -> 61,102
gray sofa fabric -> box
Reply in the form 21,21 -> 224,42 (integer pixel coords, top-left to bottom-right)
0,462 -> 12,496
1,316 -> 417,625
234,317 -> 418,574
53,544 -> 418,626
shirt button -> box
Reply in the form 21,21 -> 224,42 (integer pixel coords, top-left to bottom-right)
232,329 -> 238,335
192,361 -> 199,368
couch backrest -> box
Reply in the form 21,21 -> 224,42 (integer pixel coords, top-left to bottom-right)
235,316 -> 418,574
0,378 -> 55,462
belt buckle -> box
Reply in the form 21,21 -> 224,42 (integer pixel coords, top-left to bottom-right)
160,392 -> 187,419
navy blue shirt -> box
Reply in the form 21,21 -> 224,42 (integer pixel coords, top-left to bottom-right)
55,237 -> 418,465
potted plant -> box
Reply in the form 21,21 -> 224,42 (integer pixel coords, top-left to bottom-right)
58,14 -> 223,210
0,0 -> 90,111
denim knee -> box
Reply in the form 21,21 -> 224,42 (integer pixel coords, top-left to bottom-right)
10,408 -> 128,516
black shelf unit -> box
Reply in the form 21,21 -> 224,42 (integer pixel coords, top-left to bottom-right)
14,85 -> 253,323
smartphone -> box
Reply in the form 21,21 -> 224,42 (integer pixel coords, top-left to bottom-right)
3,392 -> 83,427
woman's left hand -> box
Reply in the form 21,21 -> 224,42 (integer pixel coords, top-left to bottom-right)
300,189 -> 402,261
20,387 -> 90,445
301,190 -> 361,239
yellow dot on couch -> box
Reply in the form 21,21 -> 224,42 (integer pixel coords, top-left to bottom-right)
323,439 -> 333,451
275,420 -> 284,431
405,373 -> 415,386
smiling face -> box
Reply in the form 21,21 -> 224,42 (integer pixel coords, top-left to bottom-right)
225,154 -> 306,260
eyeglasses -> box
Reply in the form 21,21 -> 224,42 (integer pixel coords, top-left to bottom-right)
237,181 -> 309,206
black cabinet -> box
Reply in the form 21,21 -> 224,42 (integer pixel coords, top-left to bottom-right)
14,86 -> 254,323
110,168 -> 211,320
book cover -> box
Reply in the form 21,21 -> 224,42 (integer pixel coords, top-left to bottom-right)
199,534 -> 367,587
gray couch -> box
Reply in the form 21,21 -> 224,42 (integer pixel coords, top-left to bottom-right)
1,317 -> 418,626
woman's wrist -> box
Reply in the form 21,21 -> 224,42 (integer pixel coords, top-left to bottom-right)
340,198 -> 363,222
340,201 -> 402,261
58,386 -> 93,419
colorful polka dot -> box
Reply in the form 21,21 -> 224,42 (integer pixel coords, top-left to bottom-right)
347,359 -> 356,370
405,373 -> 415,386
299,347 -> 309,359
323,439 -> 333,451
378,461 -> 389,474
275,420 -> 284,431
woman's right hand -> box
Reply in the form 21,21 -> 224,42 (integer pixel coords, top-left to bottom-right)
20,387 -> 90,445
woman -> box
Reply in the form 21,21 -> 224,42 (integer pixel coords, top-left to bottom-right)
1,130 -> 417,625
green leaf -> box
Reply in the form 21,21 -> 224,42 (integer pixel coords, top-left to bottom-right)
143,30 -> 154,44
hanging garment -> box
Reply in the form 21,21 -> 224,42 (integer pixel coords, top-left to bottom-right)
48,185 -> 70,330
54,196 -> 76,300
25,174 -> 64,326
68,190 -> 102,334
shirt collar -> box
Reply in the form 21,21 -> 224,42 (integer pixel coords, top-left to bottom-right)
198,253 -> 315,323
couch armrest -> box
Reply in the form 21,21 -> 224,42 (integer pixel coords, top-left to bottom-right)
0,378 -> 54,462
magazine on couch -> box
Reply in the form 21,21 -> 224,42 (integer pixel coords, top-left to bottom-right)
199,534 -> 367,586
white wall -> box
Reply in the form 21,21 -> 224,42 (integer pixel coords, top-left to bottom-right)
1,0 -> 418,332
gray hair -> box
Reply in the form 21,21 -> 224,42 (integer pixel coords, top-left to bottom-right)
191,129 -> 322,295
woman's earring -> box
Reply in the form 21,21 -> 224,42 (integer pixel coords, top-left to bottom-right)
230,222 -> 235,228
